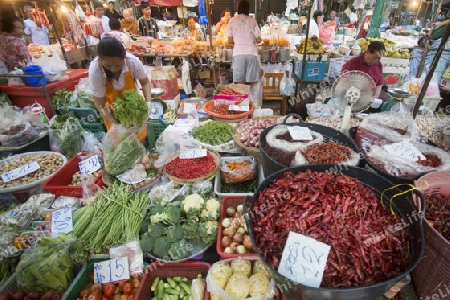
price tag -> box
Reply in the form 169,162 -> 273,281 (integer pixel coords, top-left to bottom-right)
50,206 -> 73,237
278,232 -> 330,288
229,105 -> 250,111
94,257 -> 130,284
183,102 -> 196,113
383,142 -> 425,161
78,155 -> 101,175
1,161 -> 40,183
180,148 -> 207,159
287,127 -> 313,141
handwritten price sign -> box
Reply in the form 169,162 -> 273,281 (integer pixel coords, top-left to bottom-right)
383,142 -> 425,161
278,232 -> 330,288
78,155 -> 101,175
229,105 -> 250,112
94,258 -> 130,284
1,161 -> 40,183
180,148 -> 207,159
287,127 -> 313,141
50,206 -> 73,237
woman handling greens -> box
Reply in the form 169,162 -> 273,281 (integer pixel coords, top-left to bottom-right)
89,37 -> 151,141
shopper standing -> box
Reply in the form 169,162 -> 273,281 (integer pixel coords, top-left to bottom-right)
23,5 -> 50,45
138,2 -> 158,39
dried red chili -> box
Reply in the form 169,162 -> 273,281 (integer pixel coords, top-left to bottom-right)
251,170 -> 410,288
301,142 -> 352,164
417,153 -> 442,168
425,193 -> 450,241
210,104 -> 239,115
165,153 -> 216,179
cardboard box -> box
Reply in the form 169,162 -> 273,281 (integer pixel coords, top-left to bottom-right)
151,66 -> 179,101
163,93 -> 180,111
294,58 -> 327,81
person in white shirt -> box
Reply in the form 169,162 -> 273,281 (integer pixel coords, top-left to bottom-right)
101,18 -> 130,48
301,10 -> 323,38
23,5 -> 50,45
94,1 -> 110,33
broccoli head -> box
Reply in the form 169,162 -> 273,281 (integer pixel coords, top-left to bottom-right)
166,224 -> 184,242
148,222 -> 165,238
198,220 -> 219,243
168,238 -> 190,260
181,194 -> 205,216
182,221 -> 199,240
150,204 -> 181,225
153,236 -> 170,258
139,218 -> 150,235
200,198 -> 221,221
140,233 -> 155,253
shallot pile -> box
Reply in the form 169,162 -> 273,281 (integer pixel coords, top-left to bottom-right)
237,118 -> 278,148
251,170 -> 410,288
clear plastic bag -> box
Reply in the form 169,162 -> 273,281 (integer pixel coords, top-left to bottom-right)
306,102 -> 340,118
280,73 -> 293,97
359,112 -> 419,142
220,156 -> 257,184
249,73 -> 264,108
32,46 -> 68,82
49,115 -> 82,159
109,239 -> 144,276
0,107 -> 41,147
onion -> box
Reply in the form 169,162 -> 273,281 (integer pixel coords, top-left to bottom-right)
224,246 -> 233,254
240,135 -> 246,142
243,235 -> 254,250
236,204 -> 244,215
237,226 -> 246,235
232,218 -> 241,229
226,227 -> 236,238
236,245 -> 247,254
230,242 -> 239,252
226,207 -> 236,217
233,233 -> 244,243
234,212 -> 240,218
222,236 -> 232,247
222,218 -> 231,228
239,215 -> 246,227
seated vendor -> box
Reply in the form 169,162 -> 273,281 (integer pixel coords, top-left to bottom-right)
341,41 -> 385,98
187,16 -> 205,42
89,37 -> 151,141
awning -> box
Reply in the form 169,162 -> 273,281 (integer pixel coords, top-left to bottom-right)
149,0 -> 182,7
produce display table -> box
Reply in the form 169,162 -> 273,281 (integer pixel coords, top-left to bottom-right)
0,69 -> 89,118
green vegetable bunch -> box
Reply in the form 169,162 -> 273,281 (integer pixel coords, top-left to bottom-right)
105,134 -> 144,175
192,121 -> 233,146
114,90 -> 148,127
52,89 -> 74,111
49,115 -> 82,159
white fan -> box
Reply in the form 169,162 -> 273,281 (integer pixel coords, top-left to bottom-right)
331,71 -> 376,134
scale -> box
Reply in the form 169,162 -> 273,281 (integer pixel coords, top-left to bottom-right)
331,71 -> 376,134
380,89 -> 412,113
149,88 -> 167,120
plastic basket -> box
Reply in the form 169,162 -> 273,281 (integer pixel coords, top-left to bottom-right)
43,153 -> 102,198
216,197 -> 257,259
81,122 -> 105,133
62,259 -> 107,300
0,273 -> 17,293
135,262 -> 211,300
147,121 -> 168,149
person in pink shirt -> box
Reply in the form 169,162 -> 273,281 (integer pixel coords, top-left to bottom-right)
225,0 -> 261,85
319,16 -> 333,48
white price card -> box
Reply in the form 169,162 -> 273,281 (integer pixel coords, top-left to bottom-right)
183,102 -> 196,113
383,142 -> 425,161
78,155 -> 101,175
94,257 -> 130,284
229,105 -> 250,111
1,161 -> 40,183
180,148 -> 207,159
287,127 -> 313,141
50,206 -> 73,237
278,232 -> 330,288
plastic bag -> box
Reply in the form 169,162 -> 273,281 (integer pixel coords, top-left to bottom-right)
102,124 -> 145,176
8,69 -> 25,86
49,115 -> 82,159
206,257 -> 276,300
195,82 -> 207,98
81,130 -> 103,156
0,106 -> 41,147
32,46 -> 68,82
249,73 -> 264,108
220,156 -> 257,184
154,128 -> 198,168
72,78 -> 95,109
306,102 -> 340,118
266,125 -> 324,152
280,73 -> 293,97
149,180 -> 188,202
16,234 -> 74,294
182,58 -> 192,94
110,240 -> 144,276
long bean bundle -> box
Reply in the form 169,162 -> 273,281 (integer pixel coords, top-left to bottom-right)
71,183 -> 149,263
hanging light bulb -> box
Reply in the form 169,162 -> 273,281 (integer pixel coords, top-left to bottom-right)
412,0 -> 418,7
61,5 -> 68,13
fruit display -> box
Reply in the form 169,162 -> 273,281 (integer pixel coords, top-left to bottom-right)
358,37 -> 409,58
76,276 -> 142,299
297,36 -> 325,54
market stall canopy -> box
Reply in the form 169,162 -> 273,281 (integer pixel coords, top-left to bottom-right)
149,0 -> 181,6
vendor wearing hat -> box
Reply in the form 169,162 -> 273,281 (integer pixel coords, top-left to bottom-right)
357,10 -> 372,39
341,41 -> 385,98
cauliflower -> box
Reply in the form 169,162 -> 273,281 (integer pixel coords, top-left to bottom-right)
225,274 -> 250,300
200,198 -> 221,221
198,220 -> 218,243
210,262 -> 232,288
231,258 -> 252,277
249,273 -> 270,296
181,193 -> 205,216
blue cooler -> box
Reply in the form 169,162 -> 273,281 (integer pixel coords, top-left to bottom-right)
22,65 -> 47,87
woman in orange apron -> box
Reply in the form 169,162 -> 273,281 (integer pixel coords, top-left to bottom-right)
88,37 -> 152,141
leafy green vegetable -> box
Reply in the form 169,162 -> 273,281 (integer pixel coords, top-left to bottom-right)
221,178 -> 258,194
49,115 -> 82,158
192,121 -> 233,145
52,89 -> 74,111
0,91 -> 11,106
114,90 -> 148,127
77,90 -> 95,108
104,135 -> 144,175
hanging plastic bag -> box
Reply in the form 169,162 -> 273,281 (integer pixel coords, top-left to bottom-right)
249,72 -> 264,108
182,58 -> 192,94
280,73 -> 293,96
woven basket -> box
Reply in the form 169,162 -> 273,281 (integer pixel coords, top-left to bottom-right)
412,170 -> 450,298
233,116 -> 281,162
163,149 -> 221,185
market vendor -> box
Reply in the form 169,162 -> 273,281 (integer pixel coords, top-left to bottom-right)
214,10 -> 231,35
88,37 -> 151,141
187,16 -> 205,41
0,15 -> 32,72
341,41 -> 385,97
226,0 -> 261,85
319,16 -> 333,48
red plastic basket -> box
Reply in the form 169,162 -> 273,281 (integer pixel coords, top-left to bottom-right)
216,197 -> 258,259
43,153 -> 102,197
134,262 -> 211,300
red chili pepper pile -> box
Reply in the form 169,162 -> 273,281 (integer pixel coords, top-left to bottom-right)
210,104 -> 239,115
301,142 -> 352,164
417,153 -> 442,168
425,193 -> 450,241
218,88 -> 242,96
252,170 -> 409,288
165,153 -> 217,179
